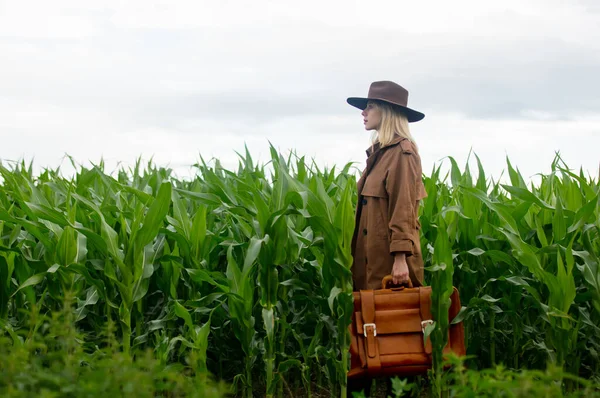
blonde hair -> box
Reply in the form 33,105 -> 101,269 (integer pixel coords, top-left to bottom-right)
370,100 -> 418,151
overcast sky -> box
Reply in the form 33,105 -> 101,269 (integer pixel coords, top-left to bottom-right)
1,0 -> 599,184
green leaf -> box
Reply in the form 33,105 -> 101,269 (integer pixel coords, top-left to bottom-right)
190,206 -> 207,258
462,187 -> 519,236
483,250 -> 516,266
175,189 -> 222,207
171,190 -> 191,239
26,202 -> 69,226
0,256 -> 11,319
502,185 -> 553,210
173,301 -> 194,335
423,321 -> 436,345
194,309 -> 214,372
481,294 -> 501,303
262,308 -> 275,341
75,287 -> 99,322
441,205 -> 471,219
535,214 -> 549,247
506,156 -> 527,188
55,226 -> 78,266
499,230 -> 545,283
451,306 -> 467,324
185,268 -> 228,291
467,248 -> 485,256
489,305 -> 503,313
244,236 -> 266,276
553,198 -> 566,243
278,359 -> 302,373
47,264 -> 61,273
504,276 -> 532,287
328,286 -> 342,314
11,273 -> 46,297
555,250 -> 576,314
136,182 -> 172,249
474,153 -> 487,191
567,195 -> 598,233
447,156 -> 462,188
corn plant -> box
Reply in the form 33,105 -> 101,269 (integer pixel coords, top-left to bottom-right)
420,152 -> 599,382
426,214 -> 456,398
1,148 -> 599,398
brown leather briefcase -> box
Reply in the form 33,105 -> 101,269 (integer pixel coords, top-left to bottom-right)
348,276 -> 466,379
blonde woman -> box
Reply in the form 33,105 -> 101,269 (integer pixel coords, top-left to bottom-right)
347,81 -> 428,291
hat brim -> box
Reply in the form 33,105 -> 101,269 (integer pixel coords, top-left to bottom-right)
347,97 -> 425,123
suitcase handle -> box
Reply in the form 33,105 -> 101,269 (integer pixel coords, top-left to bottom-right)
382,275 -> 413,290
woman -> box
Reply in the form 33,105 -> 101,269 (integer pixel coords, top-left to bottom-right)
348,80 -> 428,291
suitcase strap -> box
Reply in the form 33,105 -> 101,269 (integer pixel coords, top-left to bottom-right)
360,290 -> 381,375
419,288 -> 433,355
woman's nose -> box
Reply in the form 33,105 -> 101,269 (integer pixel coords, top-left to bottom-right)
361,109 -> 367,117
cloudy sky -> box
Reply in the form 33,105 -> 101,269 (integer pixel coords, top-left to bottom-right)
1,0 -> 599,183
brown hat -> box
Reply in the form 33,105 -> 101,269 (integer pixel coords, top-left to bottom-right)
347,81 -> 425,122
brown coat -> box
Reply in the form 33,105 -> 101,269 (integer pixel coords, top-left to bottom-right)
351,136 -> 428,291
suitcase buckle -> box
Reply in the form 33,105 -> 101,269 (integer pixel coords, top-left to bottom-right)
363,323 -> 377,337
421,320 -> 434,333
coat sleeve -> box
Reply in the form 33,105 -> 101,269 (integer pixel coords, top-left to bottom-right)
385,141 -> 420,256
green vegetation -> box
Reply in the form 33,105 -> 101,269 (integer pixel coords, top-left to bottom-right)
1,148 -> 598,397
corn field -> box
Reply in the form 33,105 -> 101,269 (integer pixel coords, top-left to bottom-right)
1,147 -> 599,397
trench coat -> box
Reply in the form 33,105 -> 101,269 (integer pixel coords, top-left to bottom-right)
350,136 -> 428,291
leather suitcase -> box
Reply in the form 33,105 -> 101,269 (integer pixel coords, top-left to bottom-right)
348,276 -> 466,379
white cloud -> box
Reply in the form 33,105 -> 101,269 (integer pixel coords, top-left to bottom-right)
416,111 -> 600,183
0,0 -> 598,186
0,2 -> 98,39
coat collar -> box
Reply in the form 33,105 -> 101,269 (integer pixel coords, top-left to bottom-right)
365,135 -> 406,157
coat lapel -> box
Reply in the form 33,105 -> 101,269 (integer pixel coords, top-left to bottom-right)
359,136 -> 406,192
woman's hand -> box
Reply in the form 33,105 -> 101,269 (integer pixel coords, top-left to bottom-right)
392,253 -> 410,285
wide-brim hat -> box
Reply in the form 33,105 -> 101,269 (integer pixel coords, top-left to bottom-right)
347,80 -> 425,122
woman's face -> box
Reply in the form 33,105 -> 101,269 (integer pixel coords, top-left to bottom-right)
361,101 -> 382,131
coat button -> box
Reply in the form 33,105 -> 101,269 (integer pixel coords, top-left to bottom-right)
365,257 -> 368,264
362,198 -> 367,205
363,228 -> 367,235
